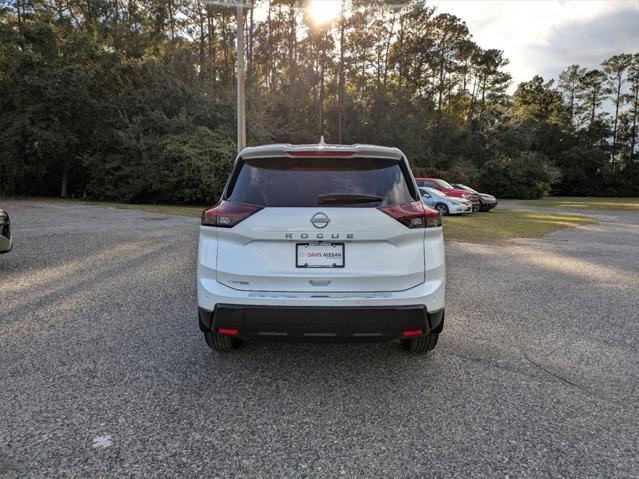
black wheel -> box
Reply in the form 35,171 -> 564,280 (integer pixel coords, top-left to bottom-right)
435,203 -> 449,216
204,331 -> 243,352
401,332 -> 439,353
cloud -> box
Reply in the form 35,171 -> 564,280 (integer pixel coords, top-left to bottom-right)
529,8 -> 639,83
432,0 -> 639,89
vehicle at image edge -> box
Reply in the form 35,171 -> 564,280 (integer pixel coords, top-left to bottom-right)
415,178 -> 481,212
197,143 -> 446,354
450,183 -> 498,211
0,209 -> 12,254
419,187 -> 472,216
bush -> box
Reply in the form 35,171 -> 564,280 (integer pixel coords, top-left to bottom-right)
153,127 -> 236,204
596,162 -> 639,197
553,146 -> 608,196
479,151 -> 560,199
83,126 -> 236,204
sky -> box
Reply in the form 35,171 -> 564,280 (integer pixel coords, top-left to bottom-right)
430,0 -> 639,91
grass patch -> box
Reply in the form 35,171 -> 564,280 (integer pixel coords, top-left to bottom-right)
515,196 -> 639,212
442,208 -> 596,243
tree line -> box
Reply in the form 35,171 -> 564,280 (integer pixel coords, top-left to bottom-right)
0,0 -> 637,203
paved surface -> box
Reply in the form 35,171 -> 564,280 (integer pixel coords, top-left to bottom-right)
1,200 -> 638,478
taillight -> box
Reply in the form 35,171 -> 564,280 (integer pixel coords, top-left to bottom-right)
201,201 -> 262,227
378,201 -> 442,228
403,329 -> 424,337
217,328 -> 238,336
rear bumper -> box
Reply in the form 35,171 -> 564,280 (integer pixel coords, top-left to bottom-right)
198,269 -> 445,313
199,305 -> 444,342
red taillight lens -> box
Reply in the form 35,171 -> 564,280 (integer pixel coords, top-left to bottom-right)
378,201 -> 442,228
217,328 -> 238,336
201,201 -> 262,227
403,329 -> 424,337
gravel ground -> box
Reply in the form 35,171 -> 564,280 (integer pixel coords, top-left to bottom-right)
1,200 -> 638,478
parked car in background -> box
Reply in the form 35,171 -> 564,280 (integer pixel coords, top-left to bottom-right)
419,187 -> 472,216
450,184 -> 498,211
0,209 -> 12,254
415,178 -> 481,211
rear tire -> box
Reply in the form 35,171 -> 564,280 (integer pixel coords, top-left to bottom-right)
401,332 -> 439,353
435,203 -> 449,216
204,331 -> 243,352
198,318 -> 208,332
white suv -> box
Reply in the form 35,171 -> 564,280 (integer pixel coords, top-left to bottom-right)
197,143 -> 446,353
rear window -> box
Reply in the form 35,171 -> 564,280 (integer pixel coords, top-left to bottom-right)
226,157 -> 414,207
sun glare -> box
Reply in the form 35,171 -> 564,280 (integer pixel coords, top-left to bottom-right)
308,0 -> 341,26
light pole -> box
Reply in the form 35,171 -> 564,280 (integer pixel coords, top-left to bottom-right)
236,5 -> 246,152
203,1 -> 251,153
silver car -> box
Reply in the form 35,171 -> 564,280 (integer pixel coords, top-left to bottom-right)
419,187 -> 472,216
0,209 -> 12,253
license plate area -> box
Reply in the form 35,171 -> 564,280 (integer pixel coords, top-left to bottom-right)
296,242 -> 345,268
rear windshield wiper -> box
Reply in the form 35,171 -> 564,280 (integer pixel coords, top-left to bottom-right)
317,194 -> 384,205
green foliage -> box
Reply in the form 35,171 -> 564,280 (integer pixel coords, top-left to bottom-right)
554,146 -> 608,196
155,127 -> 236,204
82,122 -> 235,204
512,76 -> 567,125
0,0 -> 637,202
479,152 -> 560,199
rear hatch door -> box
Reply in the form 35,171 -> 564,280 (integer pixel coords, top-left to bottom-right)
216,155 -> 425,293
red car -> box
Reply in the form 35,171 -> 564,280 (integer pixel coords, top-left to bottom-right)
415,178 -> 481,211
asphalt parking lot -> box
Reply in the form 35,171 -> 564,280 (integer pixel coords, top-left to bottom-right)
1,200 -> 638,478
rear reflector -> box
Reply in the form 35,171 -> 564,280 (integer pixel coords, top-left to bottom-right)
403,329 -> 424,337
217,328 -> 238,336
378,201 -> 442,228
287,150 -> 355,157
202,201 -> 262,227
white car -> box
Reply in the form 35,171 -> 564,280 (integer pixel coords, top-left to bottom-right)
419,187 -> 473,215
0,209 -> 11,254
197,143 -> 446,353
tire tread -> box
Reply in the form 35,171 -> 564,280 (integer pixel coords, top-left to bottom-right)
401,332 -> 439,353
204,331 -> 242,352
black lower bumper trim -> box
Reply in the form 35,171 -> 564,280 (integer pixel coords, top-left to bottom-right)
199,305 -> 444,342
